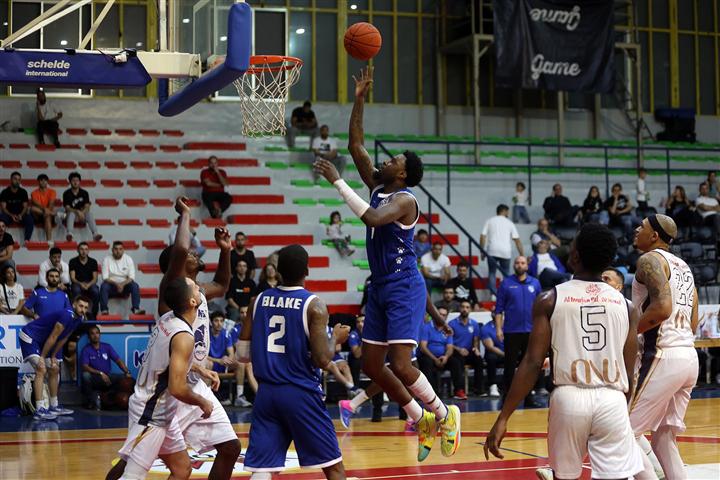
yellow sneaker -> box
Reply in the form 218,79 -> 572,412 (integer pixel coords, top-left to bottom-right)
416,409 -> 438,462
439,404 -> 461,457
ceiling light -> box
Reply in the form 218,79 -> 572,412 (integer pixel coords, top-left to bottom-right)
2,22 -> 7,26
136,42 -> 143,47
350,4 -> 358,10
220,35 -> 227,42
182,18 -> 190,24
60,40 -> 68,46
295,28 -> 305,34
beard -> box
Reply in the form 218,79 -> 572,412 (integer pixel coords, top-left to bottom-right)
372,169 -> 382,182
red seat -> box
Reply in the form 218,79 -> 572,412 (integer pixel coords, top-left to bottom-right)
305,280 -> 346,292
131,161 -> 153,169
116,129 -> 136,136
203,235 -> 313,247
183,142 -> 246,151
430,233 -> 459,245
118,219 -> 142,226
24,242 -> 49,251
142,240 -> 167,249
135,145 -> 157,152
101,179 -> 124,188
327,304 -> 361,315
448,255 -> 479,266
0,161 -> 22,169
179,180 -> 201,188
417,213 -> 440,224
140,288 -> 158,298
10,144 -> 31,149
91,128 -> 112,136
129,314 -> 155,322
106,161 -> 128,169
123,198 -> 147,207
160,145 -> 182,153
97,314 -> 124,321
79,161 -> 101,169
155,161 -> 178,169
183,158 -> 259,169
61,144 -> 81,149
163,130 -> 184,137
55,160 -> 77,169
227,214 -> 297,225
127,179 -> 151,188
85,144 -> 107,152
66,128 -> 87,135
227,176 -> 271,186
153,180 -> 176,188
117,240 -> 139,250
27,161 -> 49,169
36,144 -> 56,151
95,219 -> 115,226
138,263 -> 161,273
232,194 -> 284,204
96,198 -> 120,207
110,145 -> 132,152
139,129 -> 160,136
147,219 -> 171,228
202,218 -> 227,227
149,198 -> 173,207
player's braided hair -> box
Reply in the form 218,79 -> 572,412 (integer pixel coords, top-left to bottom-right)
403,150 -> 423,187
574,223 -> 617,274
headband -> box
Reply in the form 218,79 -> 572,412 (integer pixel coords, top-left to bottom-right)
647,214 -> 673,244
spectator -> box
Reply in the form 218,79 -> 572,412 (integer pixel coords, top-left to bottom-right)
20,268 -> 71,319
528,240 -> 571,290
413,229 -> 431,258
256,263 -> 282,293
312,125 -> 345,181
0,219 -> 15,272
326,211 -> 355,257
447,299 -> 485,398
0,171 -> 34,243
200,156 -> 232,219
230,232 -> 257,279
512,182 -> 531,224
446,261 -> 479,309
348,314 -> 364,385
207,312 -> 234,374
695,181 -> 720,236
495,256 -> 541,407
226,260 -> 256,322
168,223 -> 206,258
59,172 -> 102,242
636,168 -> 650,212
80,325 -> 133,409
99,241 -> 144,316
480,204 -> 524,297
581,186 -> 609,225
480,317 -> 504,398
418,316 -> 454,394
35,89 -> 62,147
708,171 -> 720,200
0,264 -> 24,314
420,242 -> 452,292
38,247 -> 70,291
30,174 -> 58,243
286,100 -> 319,148
543,183 -> 577,226
434,286 -> 460,312
605,182 -> 640,242
530,217 -> 564,254
69,242 -> 99,319
664,185 -> 693,229
227,311 -> 255,407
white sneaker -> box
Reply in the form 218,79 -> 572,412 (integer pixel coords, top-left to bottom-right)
220,398 -> 231,406
489,384 -> 500,397
49,405 -> 74,416
535,467 -> 553,480
33,407 -> 57,421
233,395 -> 252,408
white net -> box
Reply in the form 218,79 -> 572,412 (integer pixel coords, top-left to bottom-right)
233,55 -> 302,137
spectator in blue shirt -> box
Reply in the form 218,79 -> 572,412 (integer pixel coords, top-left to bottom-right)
348,314 -> 364,384
418,313 -> 454,393
208,312 -> 234,374
480,318 -> 505,398
80,325 -> 133,409
495,256 -> 541,407
447,299 -> 485,399
528,240 -> 572,290
226,310 -> 254,408
413,229 -> 431,258
20,268 -> 71,319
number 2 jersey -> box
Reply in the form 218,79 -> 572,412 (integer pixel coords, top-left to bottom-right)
251,286 -> 323,394
551,280 -> 631,392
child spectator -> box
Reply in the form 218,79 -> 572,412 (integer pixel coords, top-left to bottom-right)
326,211 -> 355,257
512,182 -> 531,224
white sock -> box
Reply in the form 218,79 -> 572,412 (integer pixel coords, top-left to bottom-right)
38,399 -> 47,410
637,434 -> 664,475
49,396 -> 58,408
401,399 -> 423,423
407,372 -> 448,420
236,385 -> 244,398
349,390 -> 369,412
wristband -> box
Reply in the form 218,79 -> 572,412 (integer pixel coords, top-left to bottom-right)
333,179 -> 370,218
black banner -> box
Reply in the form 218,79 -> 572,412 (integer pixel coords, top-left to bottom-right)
493,0 -> 615,93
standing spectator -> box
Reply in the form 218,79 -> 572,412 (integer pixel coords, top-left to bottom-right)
0,171 -> 34,244
286,100 -> 319,148
604,182 -> 640,242
494,256 -> 541,407
480,317 -> 504,398
59,172 -> 102,242
446,261 -> 480,309
99,241 -> 144,316
30,174 -> 58,243
348,315 -> 364,385
420,242 -> 452,292
0,219 -> 15,272
708,171 -> 720,200
413,229 -> 431,258
0,264 -> 24,314
636,168 -> 649,212
38,247 -> 70,291
80,325 -> 133,409
530,218 -> 563,253
326,211 -> 355,257
200,156 -> 232,219
528,240 -> 571,290
512,182 -> 531,224
168,223 -> 206,258
256,263 -> 282,294
311,125 -> 345,181
695,181 -> 720,235
230,231 -> 257,279
581,186 -> 609,225
480,204 -> 524,297
543,183 -> 577,226
434,286 -> 460,313
226,260 -> 256,322
447,299 -> 485,398
69,242 -> 99,319
20,269 -> 71,319
35,89 -> 62,147
664,185 -> 693,229
418,317 -> 454,394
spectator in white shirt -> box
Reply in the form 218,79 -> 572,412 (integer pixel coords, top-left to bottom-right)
38,246 -> 70,291
636,168 -> 650,213
99,241 -> 144,315
0,265 -> 24,314
36,89 -> 62,147
695,181 -> 720,236
512,182 -> 531,224
420,242 -> 452,292
480,204 -> 525,297
311,125 -> 345,182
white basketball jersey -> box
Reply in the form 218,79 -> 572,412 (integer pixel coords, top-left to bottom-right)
159,292 -> 209,384
631,249 -> 695,349
129,313 -> 193,427
551,280 -> 631,392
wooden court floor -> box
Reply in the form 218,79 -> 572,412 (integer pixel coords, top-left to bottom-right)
0,397 -> 718,479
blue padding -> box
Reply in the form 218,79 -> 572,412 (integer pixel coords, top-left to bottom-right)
158,2 -> 252,117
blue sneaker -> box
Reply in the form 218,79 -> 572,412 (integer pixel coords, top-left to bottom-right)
49,405 -> 74,416
338,400 -> 354,429
33,407 -> 57,421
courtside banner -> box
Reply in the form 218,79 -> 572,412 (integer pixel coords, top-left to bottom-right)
0,49 -> 152,89
493,0 -> 615,92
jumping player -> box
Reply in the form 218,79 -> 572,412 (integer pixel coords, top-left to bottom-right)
314,66 -> 460,461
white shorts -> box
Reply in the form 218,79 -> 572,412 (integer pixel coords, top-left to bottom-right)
118,418 -> 186,473
174,380 -> 238,453
548,386 -> 644,480
630,346 -> 698,434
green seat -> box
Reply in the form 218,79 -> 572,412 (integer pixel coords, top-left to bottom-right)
352,259 -> 370,270
318,198 -> 346,206
293,198 -> 317,206
265,161 -> 288,169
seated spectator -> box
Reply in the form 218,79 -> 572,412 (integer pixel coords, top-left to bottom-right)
347,315 -> 364,384
695,181 -> 720,236
480,317 -> 504,398
420,242 -> 451,292
543,183 -> 577,226
59,172 -> 102,242
230,232 -> 257,279
0,219 -> 15,272
30,174 -> 58,243
434,286 -> 460,312
512,182 -> 531,224
100,241 -> 144,316
0,265 -> 25,314
200,156 -> 232,219
226,260 -> 256,322
80,325 -> 133,409
636,168 -> 650,213
326,211 -> 355,257
481,204 -> 524,297
207,312 -> 234,374
227,312 -> 256,407
447,300 -> 485,398
286,100 -> 319,148
418,315 -> 454,394
312,125 -> 346,181
530,218 -> 563,253
413,229 -> 431,258
69,242 -> 99,319
38,247 -> 70,292
35,89 -> 62,147
168,223 -> 206,258
528,240 -> 572,290
256,263 -> 282,293
581,185 -> 609,225
708,171 -> 720,200
324,324 -> 360,397
664,185 -> 694,229
604,183 -> 640,242
0,171 -> 34,244
446,261 -> 480,310
20,268 -> 71,319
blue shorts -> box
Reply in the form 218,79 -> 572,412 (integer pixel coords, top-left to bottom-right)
20,337 -> 63,361
364,272 -> 426,346
244,383 -> 342,472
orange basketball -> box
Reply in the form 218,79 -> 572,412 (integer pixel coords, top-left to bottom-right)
344,22 -> 382,61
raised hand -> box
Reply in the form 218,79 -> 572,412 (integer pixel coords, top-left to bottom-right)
333,324 -> 351,344
353,66 -> 374,98
214,227 -> 232,250
175,196 -> 192,215
313,159 -> 340,184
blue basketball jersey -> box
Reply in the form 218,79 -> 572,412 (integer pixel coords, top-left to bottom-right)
366,186 -> 420,283
251,286 -> 322,393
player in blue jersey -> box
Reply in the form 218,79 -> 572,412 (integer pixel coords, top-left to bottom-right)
314,66 -> 460,462
237,244 -> 349,479
19,294 -> 90,420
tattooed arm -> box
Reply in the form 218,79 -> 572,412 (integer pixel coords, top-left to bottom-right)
635,252 -> 673,333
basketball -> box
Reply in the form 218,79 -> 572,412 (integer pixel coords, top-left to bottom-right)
344,22 -> 382,61
116,377 -> 135,394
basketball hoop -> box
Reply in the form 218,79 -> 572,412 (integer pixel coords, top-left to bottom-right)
234,55 -> 303,137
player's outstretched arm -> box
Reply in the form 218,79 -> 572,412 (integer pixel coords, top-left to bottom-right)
307,297 -> 350,368
169,332 -> 213,418
635,253 -> 673,333
159,197 -> 193,315
201,227 -> 232,300
348,66 -> 379,190
623,302 -> 640,403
